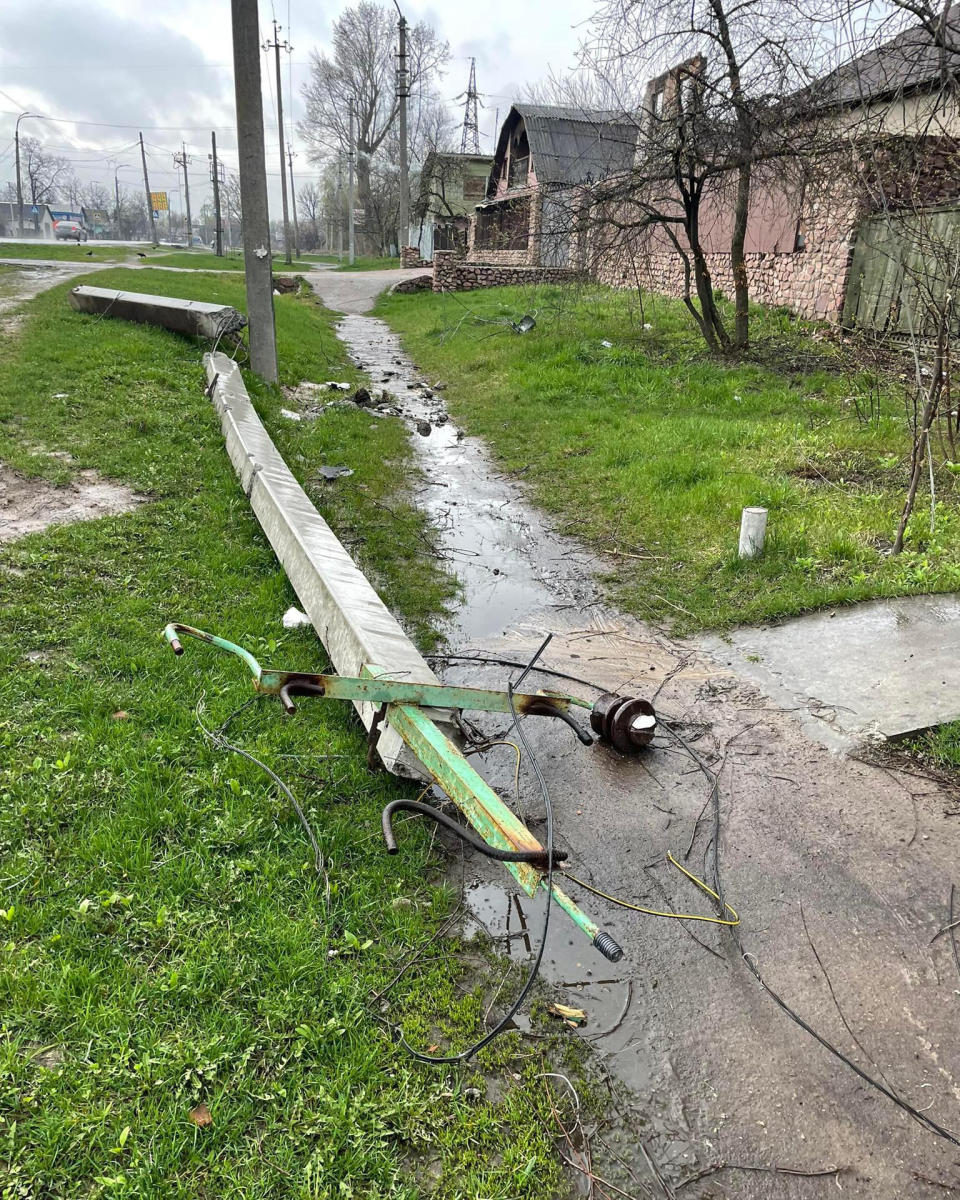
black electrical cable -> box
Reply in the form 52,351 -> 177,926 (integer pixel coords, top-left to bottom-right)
427,651 -> 609,696
663,721 -> 960,1149
390,634 -> 558,1065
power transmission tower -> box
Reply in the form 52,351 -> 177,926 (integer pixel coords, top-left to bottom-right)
173,143 -> 193,245
263,20 -> 293,264
460,58 -> 480,155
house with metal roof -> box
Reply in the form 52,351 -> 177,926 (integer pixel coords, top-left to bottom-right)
468,104 -> 639,268
412,151 -> 494,260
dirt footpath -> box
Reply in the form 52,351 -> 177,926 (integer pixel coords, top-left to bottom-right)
311,268 -> 960,1199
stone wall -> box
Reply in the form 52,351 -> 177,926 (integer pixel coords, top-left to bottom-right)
591,169 -> 864,322
432,250 -> 578,292
401,245 -> 432,269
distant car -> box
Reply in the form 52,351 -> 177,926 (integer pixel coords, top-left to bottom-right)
53,220 -> 87,242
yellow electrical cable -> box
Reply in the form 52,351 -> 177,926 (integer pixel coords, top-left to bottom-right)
561,852 -> 740,927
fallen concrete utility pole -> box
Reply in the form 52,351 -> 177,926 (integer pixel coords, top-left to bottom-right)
196,351 -> 637,960
69,286 -> 246,341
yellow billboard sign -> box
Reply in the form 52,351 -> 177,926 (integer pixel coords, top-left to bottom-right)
149,191 -> 169,212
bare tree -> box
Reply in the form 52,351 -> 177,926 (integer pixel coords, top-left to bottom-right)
297,182 -> 323,249
298,0 -> 449,253
20,137 -> 72,205
577,0 -> 836,350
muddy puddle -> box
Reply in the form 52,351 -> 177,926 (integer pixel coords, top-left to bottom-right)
336,313 -> 602,643
326,303 -> 960,1198
0,462 -> 144,542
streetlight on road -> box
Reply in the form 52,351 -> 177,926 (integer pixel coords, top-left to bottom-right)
15,112 -> 43,238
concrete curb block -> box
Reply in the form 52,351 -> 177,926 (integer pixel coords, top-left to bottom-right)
203,351 -> 451,778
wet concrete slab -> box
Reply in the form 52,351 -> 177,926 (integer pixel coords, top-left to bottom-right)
311,268 -> 960,1199
701,594 -> 960,744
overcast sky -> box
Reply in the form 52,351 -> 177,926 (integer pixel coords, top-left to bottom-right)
0,0 -> 586,221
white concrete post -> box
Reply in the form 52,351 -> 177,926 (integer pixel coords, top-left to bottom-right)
738,506 -> 768,559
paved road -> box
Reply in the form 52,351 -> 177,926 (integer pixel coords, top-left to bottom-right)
306,267 -> 429,313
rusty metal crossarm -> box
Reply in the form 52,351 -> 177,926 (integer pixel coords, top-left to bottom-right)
383,694 -> 623,961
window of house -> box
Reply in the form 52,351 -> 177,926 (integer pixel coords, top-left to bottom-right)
463,176 -> 485,199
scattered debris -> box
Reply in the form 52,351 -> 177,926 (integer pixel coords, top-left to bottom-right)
53,392 -> 69,399
188,1103 -> 213,1128
318,465 -> 354,481
325,381 -> 351,391
514,314 -> 536,334
548,1002 -> 588,1028
112,710 -> 129,721
415,421 -> 432,437
282,606 -> 312,629
271,275 -> 299,294
0,463 -> 144,543
279,408 -> 302,422
600,340 -> 613,348
353,387 -> 372,406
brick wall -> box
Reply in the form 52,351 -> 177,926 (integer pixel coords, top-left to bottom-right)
432,250 -> 578,292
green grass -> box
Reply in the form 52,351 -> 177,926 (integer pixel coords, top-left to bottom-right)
0,269 -> 574,1197
300,254 -> 402,272
337,255 -> 402,272
904,721 -> 960,772
0,241 -> 132,262
377,283 -> 960,631
148,251 -> 323,273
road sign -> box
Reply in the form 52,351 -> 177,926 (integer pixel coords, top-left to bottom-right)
149,191 -> 169,212
30,205 -> 38,214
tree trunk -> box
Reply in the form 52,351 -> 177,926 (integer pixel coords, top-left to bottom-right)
355,154 -> 375,256
731,159 -> 751,348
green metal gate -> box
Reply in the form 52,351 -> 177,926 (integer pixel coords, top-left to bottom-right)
843,205 -> 960,336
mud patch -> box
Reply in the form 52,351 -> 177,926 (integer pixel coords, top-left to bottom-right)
0,463 -> 144,543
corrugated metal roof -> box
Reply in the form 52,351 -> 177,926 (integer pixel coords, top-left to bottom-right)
491,105 -> 639,190
814,6 -> 960,107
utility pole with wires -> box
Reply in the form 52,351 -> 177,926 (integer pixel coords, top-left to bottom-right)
209,131 -> 224,257
231,0 -> 278,382
173,142 -> 193,245
263,20 -> 293,265
336,154 -> 344,262
460,58 -> 481,155
139,132 -> 158,246
347,101 -> 356,266
287,144 -> 300,259
392,2 -> 409,255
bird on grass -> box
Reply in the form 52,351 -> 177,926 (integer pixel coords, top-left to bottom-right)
136,251 -> 147,259
85,249 -> 93,256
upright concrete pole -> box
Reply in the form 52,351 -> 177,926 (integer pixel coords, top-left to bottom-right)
15,123 -> 24,238
182,144 -> 193,245
264,21 -> 293,265
337,155 -> 344,262
347,102 -> 356,266
396,12 -> 409,255
231,0 -> 278,383
211,132 -> 224,257
174,143 -> 193,245
287,144 -> 301,259
139,133 -> 158,246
